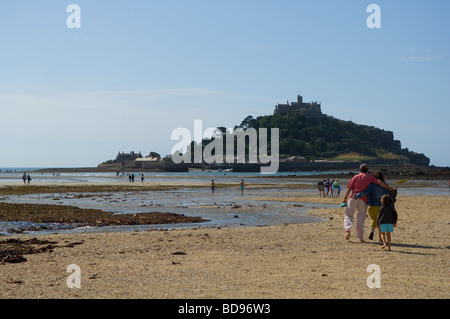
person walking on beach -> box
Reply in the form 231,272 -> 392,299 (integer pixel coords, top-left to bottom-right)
22,173 -> 27,184
141,173 -> 145,183
377,194 -> 398,251
342,164 -> 396,243
240,179 -> 245,195
330,179 -> 336,197
318,180 -> 325,198
27,174 -> 32,184
354,171 -> 397,242
211,180 -> 215,194
325,179 -> 330,197
332,179 -> 341,198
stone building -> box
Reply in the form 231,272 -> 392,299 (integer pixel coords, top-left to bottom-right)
115,151 -> 143,162
274,95 -> 322,118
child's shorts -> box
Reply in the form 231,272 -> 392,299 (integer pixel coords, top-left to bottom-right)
380,224 -> 394,233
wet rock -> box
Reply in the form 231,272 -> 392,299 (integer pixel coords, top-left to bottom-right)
6,280 -> 24,285
3,254 -> 27,263
0,238 -> 59,264
0,202 -> 208,232
171,251 -> 186,255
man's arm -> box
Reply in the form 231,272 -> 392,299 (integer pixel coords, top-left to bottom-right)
376,180 -> 396,195
343,188 -> 351,203
354,184 -> 371,199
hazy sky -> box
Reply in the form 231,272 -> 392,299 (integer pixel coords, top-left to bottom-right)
1,0 -> 449,167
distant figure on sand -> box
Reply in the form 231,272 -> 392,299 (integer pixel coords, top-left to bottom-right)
141,174 -> 145,183
342,164 -> 396,243
377,194 -> 398,251
318,180 -> 325,197
27,174 -> 32,184
240,179 -> 245,195
332,179 -> 341,198
211,180 -> 215,194
330,180 -> 335,197
324,179 -> 330,196
22,173 -> 27,184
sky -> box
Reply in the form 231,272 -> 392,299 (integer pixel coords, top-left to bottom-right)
0,0 -> 449,168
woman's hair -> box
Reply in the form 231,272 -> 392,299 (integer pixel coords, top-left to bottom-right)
381,194 -> 392,206
373,171 -> 385,182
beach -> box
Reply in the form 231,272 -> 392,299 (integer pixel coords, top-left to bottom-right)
0,176 -> 448,299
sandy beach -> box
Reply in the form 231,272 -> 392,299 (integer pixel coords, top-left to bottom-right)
0,178 -> 448,299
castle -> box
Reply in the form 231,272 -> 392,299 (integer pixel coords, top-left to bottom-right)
274,95 -> 322,118
115,151 -> 143,162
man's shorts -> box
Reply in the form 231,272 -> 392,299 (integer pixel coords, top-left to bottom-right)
380,224 -> 394,233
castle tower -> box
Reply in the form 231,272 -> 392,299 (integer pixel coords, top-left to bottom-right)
274,94 -> 323,119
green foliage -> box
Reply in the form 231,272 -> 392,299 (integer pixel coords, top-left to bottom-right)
147,151 -> 161,159
201,113 -> 430,165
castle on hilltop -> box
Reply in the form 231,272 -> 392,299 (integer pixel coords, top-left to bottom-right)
274,95 -> 322,118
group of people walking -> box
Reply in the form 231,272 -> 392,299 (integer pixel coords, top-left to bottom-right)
342,164 -> 398,250
127,173 -> 145,183
22,173 -> 32,184
317,178 -> 341,198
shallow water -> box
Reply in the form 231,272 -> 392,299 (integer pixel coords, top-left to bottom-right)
0,186 -> 333,235
0,172 -> 448,235
0,170 -> 348,184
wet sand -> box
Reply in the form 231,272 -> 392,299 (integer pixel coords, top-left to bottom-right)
0,181 -> 448,299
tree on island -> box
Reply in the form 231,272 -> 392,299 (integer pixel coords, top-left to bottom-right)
146,152 -> 161,160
